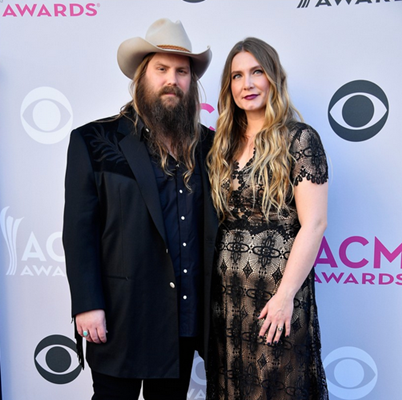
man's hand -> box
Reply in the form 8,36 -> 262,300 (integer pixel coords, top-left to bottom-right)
76,309 -> 107,344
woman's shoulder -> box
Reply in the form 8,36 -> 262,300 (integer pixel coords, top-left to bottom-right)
287,121 -> 328,185
288,121 -> 321,141
287,121 -> 325,151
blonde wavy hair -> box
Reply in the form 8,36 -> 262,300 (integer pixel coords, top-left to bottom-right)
207,37 -> 302,222
119,53 -> 201,190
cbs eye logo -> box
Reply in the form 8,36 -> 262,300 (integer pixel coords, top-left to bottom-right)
324,346 -> 377,399
21,87 -> 73,144
34,335 -> 81,384
328,80 -> 389,142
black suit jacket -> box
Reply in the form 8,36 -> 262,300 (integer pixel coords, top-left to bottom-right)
63,113 -> 217,379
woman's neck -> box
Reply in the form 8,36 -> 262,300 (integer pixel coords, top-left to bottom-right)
245,113 -> 264,143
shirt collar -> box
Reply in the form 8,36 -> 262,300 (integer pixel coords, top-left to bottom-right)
117,108 -> 150,140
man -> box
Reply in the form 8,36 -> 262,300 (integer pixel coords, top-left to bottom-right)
63,18 -> 217,400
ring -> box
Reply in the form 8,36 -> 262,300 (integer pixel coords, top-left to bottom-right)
277,326 -> 283,332
83,330 -> 88,337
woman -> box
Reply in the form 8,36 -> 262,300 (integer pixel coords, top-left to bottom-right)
206,37 -> 329,399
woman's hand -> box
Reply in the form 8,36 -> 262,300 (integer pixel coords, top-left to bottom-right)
258,293 -> 293,345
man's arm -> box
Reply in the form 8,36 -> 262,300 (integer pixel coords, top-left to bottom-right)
63,128 -> 106,340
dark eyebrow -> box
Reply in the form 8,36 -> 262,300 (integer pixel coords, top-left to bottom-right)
177,64 -> 191,71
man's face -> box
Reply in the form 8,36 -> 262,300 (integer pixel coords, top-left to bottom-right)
143,53 -> 192,109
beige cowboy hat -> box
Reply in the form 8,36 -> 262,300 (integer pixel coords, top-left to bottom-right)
117,18 -> 212,80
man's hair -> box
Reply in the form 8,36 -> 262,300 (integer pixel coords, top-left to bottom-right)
120,53 -> 202,189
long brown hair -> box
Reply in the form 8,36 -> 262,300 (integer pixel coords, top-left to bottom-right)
207,37 -> 302,222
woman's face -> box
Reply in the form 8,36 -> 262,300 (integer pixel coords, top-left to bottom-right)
230,51 -> 270,119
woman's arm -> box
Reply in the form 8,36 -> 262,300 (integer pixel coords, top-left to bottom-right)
258,179 -> 328,344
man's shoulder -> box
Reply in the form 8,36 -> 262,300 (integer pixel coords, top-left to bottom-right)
71,113 -> 139,144
72,115 -> 120,136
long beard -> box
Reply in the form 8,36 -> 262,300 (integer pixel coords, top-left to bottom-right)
136,80 -> 197,160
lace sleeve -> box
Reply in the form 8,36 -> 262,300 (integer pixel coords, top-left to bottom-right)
289,123 -> 328,186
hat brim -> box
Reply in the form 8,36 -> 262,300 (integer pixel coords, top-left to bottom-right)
117,37 -> 212,80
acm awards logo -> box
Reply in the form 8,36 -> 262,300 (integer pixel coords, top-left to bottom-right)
188,353 -> 207,399
297,0 -> 401,8
34,335 -> 81,384
323,347 -> 378,399
328,80 -> 389,142
1,207 -> 65,277
2,2 -> 100,17
314,235 -> 402,286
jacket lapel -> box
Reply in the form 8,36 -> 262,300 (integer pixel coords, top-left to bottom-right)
117,117 -> 167,245
198,128 -> 218,249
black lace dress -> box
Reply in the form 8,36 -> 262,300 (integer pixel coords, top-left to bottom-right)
206,123 -> 329,400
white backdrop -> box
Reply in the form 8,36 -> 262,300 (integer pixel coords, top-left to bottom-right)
1,1 -> 401,399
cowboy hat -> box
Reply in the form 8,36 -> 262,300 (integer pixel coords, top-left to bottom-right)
117,18 -> 212,80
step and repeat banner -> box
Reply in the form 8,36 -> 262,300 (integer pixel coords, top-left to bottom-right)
1,1 -> 401,399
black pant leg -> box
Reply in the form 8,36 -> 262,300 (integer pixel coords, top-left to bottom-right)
143,337 -> 197,400
91,370 -> 142,400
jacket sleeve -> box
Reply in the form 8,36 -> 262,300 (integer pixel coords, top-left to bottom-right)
62,129 -> 105,317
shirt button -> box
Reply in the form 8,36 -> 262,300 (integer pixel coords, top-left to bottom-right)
166,248 -> 169,253
181,216 -> 185,220
183,295 -> 187,300
170,282 -> 175,288
183,242 -> 187,247
179,190 -> 183,194
183,269 -> 188,273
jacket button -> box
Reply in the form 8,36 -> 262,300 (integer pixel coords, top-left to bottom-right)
170,282 -> 175,288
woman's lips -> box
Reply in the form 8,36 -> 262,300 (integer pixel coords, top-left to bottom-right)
244,94 -> 258,100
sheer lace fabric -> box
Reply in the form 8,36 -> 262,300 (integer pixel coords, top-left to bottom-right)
206,123 -> 329,400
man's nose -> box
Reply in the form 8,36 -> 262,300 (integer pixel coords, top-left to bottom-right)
165,70 -> 178,86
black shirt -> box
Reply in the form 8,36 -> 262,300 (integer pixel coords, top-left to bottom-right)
147,139 -> 203,337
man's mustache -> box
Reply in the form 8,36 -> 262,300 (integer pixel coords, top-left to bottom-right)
158,86 -> 184,98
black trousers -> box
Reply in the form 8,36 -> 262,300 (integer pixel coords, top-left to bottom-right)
91,337 -> 197,400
